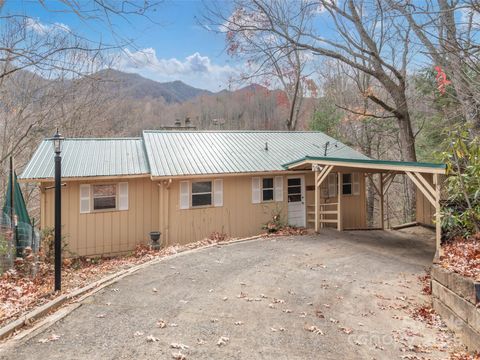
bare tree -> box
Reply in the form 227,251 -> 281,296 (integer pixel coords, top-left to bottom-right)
207,0 -> 418,162
205,4 -> 316,130
388,0 -> 480,133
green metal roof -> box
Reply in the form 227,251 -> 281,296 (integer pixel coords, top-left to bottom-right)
282,156 -> 446,170
20,138 -> 150,180
20,131 -> 445,180
143,131 -> 369,177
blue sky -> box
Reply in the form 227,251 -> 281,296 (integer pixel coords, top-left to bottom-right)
3,0 -> 239,91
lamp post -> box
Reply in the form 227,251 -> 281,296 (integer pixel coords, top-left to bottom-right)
51,129 -> 64,291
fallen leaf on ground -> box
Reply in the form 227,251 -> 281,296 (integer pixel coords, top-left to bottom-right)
96,313 -> 106,318
170,343 -> 189,350
146,335 -> 159,342
157,319 -> 167,328
152,288 -> 158,293
38,334 -> 61,343
340,327 -> 353,334
234,321 -> 243,325
171,352 -> 186,360
217,336 -> 229,346
305,325 -> 324,335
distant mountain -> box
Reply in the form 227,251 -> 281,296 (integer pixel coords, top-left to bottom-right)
90,69 -> 213,103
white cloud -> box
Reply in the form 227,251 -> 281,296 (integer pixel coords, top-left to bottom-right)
114,48 -> 239,91
25,18 -> 71,35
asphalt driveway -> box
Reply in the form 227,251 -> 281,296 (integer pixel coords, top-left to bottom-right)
0,229 -> 460,359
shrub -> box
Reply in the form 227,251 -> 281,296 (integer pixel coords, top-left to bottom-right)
440,127 -> 480,239
39,227 -> 71,263
262,212 -> 285,233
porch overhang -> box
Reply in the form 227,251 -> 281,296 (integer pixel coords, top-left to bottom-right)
282,156 -> 446,255
282,156 -> 446,175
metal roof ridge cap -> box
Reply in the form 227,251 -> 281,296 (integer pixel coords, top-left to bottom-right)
142,130 -> 329,134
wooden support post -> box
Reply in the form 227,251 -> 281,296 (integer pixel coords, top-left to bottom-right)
314,168 -> 319,232
433,174 -> 442,257
379,173 -> 384,230
337,173 -> 342,231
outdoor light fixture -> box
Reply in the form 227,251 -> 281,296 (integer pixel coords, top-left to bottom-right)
51,129 -> 64,154
50,129 -> 64,291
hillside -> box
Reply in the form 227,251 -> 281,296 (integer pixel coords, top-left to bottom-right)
90,69 -> 213,103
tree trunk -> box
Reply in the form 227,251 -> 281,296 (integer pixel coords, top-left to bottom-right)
395,99 -> 417,222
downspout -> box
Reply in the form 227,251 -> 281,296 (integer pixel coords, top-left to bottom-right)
165,179 -> 172,246
158,179 -> 172,247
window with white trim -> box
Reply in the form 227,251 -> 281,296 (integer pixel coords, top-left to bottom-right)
93,184 -> 117,210
191,181 -> 212,207
262,177 -> 274,202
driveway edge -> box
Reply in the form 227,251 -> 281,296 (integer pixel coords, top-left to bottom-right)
0,234 -> 267,342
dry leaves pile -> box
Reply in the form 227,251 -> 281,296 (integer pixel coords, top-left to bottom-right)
441,235 -> 480,281
268,226 -> 309,237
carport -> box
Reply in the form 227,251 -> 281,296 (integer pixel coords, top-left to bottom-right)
282,157 -> 446,253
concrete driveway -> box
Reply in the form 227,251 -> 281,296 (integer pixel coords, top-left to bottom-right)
0,229 -> 459,359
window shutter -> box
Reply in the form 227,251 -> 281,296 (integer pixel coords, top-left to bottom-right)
118,182 -> 129,210
353,173 -> 360,195
328,174 -> 337,198
179,181 -> 190,209
214,179 -> 223,207
274,176 -> 283,202
79,184 -> 91,213
252,177 -> 261,204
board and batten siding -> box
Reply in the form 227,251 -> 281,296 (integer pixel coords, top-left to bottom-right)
162,174 -> 290,246
416,173 -> 443,227
40,177 -> 159,256
40,171 -> 367,256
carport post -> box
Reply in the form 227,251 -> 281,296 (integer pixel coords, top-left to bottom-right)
379,173 -> 384,230
337,173 -> 342,231
314,167 -> 319,232
433,174 -> 442,256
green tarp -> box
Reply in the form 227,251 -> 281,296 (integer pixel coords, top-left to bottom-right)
2,172 -> 32,252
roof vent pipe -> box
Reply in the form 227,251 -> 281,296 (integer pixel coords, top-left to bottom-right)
265,141 -> 268,151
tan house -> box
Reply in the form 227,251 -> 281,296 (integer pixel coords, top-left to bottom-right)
19,131 -> 446,257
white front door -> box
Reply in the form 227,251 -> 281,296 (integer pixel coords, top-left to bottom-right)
287,176 -> 306,227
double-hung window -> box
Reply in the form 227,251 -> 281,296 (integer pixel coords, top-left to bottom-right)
191,181 -> 213,207
93,184 -> 117,210
262,178 -> 274,202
